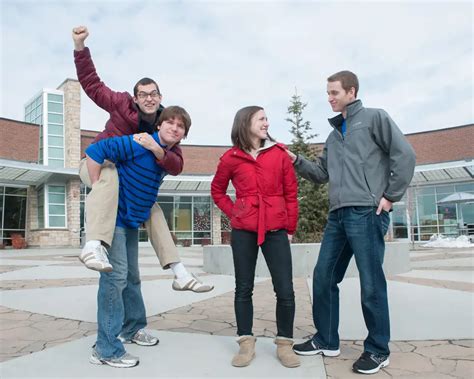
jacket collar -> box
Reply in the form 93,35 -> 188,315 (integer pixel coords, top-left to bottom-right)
328,99 -> 363,129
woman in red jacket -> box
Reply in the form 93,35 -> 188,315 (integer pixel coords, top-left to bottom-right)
211,106 -> 299,368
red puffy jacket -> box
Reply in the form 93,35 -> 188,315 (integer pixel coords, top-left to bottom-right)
211,142 -> 298,245
74,47 -> 183,175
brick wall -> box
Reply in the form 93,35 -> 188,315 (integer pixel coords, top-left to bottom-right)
0,118 -> 39,162
406,125 -> 474,165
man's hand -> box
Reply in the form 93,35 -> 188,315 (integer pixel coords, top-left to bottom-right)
376,197 -> 393,215
288,234 -> 293,243
133,133 -> 165,160
72,26 -> 89,51
286,149 -> 297,163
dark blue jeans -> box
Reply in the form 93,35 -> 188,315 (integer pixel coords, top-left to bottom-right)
231,229 -> 295,338
312,207 -> 391,356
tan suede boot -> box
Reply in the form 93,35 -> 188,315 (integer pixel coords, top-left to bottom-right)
274,338 -> 301,368
231,336 -> 256,367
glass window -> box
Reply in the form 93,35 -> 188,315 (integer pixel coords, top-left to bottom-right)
193,202 -> 210,231
48,135 -> 64,147
157,195 -> 174,203
49,193 -> 65,203
5,187 -> 27,195
175,196 -> 192,203
48,147 -> 64,158
461,203 -> 474,224
435,185 -> 455,196
49,216 -> 66,227
48,185 -> 66,228
48,124 -> 63,136
48,159 -> 64,168
49,204 -> 65,215
37,187 -> 45,228
48,113 -> 63,124
175,203 -> 192,231
418,187 -> 435,196
48,93 -> 63,102
48,102 -> 63,113
3,196 -> 27,229
456,183 -> 474,193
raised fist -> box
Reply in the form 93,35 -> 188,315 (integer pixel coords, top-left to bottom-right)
72,26 -> 89,50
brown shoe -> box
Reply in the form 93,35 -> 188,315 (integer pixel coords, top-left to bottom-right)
274,338 -> 301,368
232,336 -> 256,367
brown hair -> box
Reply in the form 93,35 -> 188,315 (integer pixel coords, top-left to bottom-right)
231,106 -> 274,151
157,106 -> 192,137
327,70 -> 359,97
133,77 -> 161,96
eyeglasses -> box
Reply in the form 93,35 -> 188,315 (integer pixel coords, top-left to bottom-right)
137,91 -> 161,100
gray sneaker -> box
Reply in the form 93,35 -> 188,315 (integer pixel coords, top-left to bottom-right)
89,347 -> 139,368
119,329 -> 159,346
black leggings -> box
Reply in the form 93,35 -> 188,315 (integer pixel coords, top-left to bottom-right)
231,229 -> 295,338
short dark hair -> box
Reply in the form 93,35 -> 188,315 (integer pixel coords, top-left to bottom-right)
327,70 -> 359,97
231,106 -> 274,151
157,106 -> 192,137
133,77 -> 161,97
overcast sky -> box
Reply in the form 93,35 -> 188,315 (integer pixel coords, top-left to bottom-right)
1,0 -> 472,146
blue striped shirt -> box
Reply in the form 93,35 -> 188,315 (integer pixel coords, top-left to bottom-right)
85,132 -> 166,229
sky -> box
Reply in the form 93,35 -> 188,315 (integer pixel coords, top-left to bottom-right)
1,0 -> 473,146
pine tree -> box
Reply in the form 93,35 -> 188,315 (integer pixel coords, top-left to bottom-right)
286,90 -> 329,242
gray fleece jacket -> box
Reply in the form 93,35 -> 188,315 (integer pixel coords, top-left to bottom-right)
294,100 -> 416,212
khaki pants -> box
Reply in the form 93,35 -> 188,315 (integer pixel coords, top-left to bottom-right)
79,158 -> 180,269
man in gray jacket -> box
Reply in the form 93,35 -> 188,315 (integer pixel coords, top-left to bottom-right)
288,71 -> 416,375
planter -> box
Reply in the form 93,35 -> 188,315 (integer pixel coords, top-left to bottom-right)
11,234 -> 27,249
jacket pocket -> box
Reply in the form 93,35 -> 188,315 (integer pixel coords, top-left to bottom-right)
231,198 -> 256,219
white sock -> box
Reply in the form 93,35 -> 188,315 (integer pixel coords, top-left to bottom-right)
85,240 -> 101,249
169,262 -> 190,279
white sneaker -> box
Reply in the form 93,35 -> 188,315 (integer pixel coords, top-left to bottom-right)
172,273 -> 214,293
79,241 -> 113,272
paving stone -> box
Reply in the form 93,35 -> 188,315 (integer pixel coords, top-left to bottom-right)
0,311 -> 32,321
451,339 -> 473,348
28,313 -> 54,322
389,341 -> 416,353
430,357 -> 457,375
452,359 -> 474,378
215,327 -> 237,337
0,338 -> 35,354
410,340 -> 448,348
388,352 -> 436,373
415,343 -> 474,359
161,313 -> 208,322
0,318 -> 32,330
339,343 -> 364,360
18,340 -> 46,354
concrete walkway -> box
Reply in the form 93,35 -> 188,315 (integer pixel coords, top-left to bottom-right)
0,245 -> 472,378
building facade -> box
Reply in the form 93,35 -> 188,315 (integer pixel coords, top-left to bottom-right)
0,78 -> 472,247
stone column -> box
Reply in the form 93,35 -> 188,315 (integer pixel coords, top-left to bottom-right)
211,203 -> 222,245
58,79 -> 81,169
